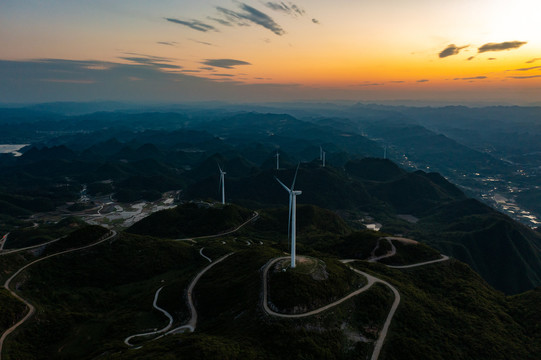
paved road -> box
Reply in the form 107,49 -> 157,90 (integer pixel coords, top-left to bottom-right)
166,253 -> 234,335
0,230 -> 117,360
0,236 -> 65,256
387,255 -> 450,269
0,233 -> 8,251
199,248 -> 212,263
124,286 -> 174,346
262,257 -> 377,318
368,238 -> 396,263
263,248 -> 449,360
174,211 -> 259,242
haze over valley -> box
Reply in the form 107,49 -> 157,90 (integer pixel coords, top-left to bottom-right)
1,1 -> 540,359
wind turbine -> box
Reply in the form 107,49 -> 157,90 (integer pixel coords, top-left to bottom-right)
275,165 -> 302,268
218,164 -> 226,205
322,150 -> 326,167
275,150 -> 280,170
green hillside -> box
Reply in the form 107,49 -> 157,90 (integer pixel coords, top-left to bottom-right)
1,210 -> 540,359
353,260 -> 538,360
416,199 -> 541,294
126,203 -> 253,238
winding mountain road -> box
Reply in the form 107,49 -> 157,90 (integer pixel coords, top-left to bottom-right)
0,236 -> 65,256
166,253 -> 234,335
387,255 -> 450,269
174,211 -> 259,242
123,286 -> 174,346
262,257 -> 378,318
199,248 -> 212,262
262,238 -> 450,360
121,211 -> 260,347
0,230 -> 117,360
368,238 -> 396,263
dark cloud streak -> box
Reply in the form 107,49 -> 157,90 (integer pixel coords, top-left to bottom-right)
439,44 -> 468,58
207,16 -> 233,26
478,41 -> 526,53
157,41 -> 177,46
119,56 -> 182,70
201,59 -> 251,69
508,75 -> 541,79
216,3 -> 285,35
453,76 -> 487,81
164,17 -> 218,32
510,66 -> 541,72
264,2 -> 305,16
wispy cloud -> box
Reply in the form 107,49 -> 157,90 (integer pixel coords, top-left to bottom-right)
212,73 -> 235,77
417,79 -> 429,83
207,16 -> 233,26
312,18 -> 320,24
509,66 -> 541,72
40,79 -> 95,84
201,59 -> 251,69
438,44 -> 468,58
478,41 -> 527,53
264,2 -> 305,16
190,39 -> 213,46
526,58 -> 541,64
199,66 -> 215,71
488,58 -> 496,60
164,18 -> 218,32
508,75 -> 541,79
120,54 -> 182,70
216,3 -> 285,35
358,82 -> 384,86
467,56 -> 475,61
157,41 -> 177,46
389,80 -> 405,83
453,76 -> 487,81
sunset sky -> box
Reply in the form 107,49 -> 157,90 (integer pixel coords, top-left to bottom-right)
1,0 -> 540,104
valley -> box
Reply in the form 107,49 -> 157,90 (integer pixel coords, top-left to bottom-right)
0,104 -> 539,359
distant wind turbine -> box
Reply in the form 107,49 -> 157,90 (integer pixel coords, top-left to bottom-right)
275,150 -> 280,170
322,150 -> 326,167
275,165 -> 302,268
218,163 -> 226,205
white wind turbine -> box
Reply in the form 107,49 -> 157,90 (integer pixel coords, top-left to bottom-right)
322,149 -> 326,167
275,150 -> 280,170
218,163 -> 226,205
275,165 -> 302,268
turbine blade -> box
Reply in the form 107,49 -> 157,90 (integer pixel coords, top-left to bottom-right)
274,176 -> 291,192
291,163 -> 300,190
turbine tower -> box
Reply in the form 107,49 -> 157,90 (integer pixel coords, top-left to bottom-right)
218,164 -> 226,205
275,165 -> 302,268
275,150 -> 280,170
322,150 -> 326,167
